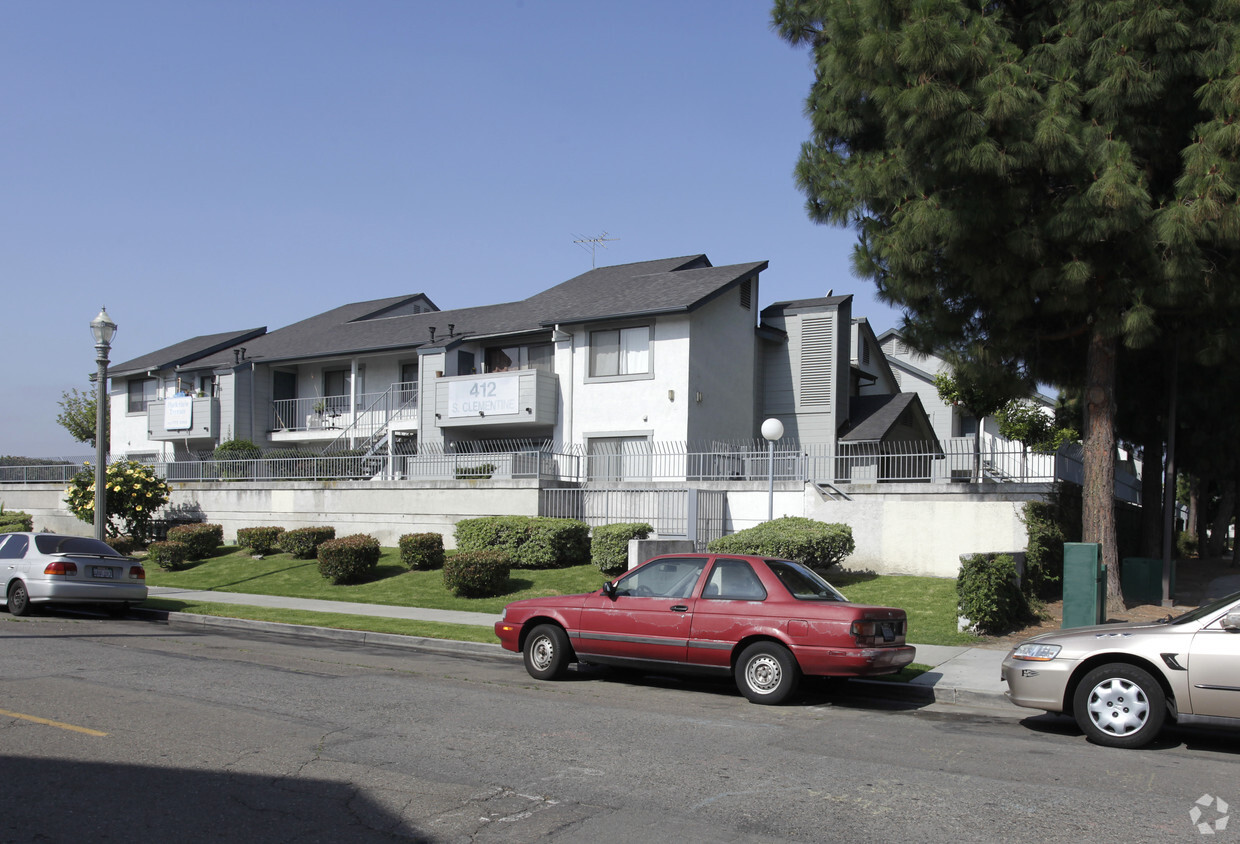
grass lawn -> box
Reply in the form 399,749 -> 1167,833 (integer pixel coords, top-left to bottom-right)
143,546 -> 984,648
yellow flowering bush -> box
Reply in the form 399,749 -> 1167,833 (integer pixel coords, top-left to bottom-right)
64,460 -> 171,540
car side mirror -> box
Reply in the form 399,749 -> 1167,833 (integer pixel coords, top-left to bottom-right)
601,581 -> 617,601
1222,612 -> 1240,631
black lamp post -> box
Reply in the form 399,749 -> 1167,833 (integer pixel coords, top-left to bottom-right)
90,307 -> 117,541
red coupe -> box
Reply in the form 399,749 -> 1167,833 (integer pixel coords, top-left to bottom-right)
495,553 -> 915,704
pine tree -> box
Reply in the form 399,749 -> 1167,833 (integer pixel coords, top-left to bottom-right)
773,0 -> 1240,608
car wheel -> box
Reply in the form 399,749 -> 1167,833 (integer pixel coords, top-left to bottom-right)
1073,663 -> 1166,749
523,624 -> 572,680
735,641 -> 800,704
7,581 -> 33,617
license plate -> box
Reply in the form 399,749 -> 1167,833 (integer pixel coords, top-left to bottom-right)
91,567 -> 114,579
880,622 -> 895,642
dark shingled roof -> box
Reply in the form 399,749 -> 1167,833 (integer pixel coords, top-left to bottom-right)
110,327 -> 268,377
187,255 -> 768,366
840,393 -> 939,447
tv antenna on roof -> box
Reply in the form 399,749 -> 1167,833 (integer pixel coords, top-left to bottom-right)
573,231 -> 618,268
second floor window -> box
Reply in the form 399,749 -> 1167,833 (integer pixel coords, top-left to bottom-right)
127,378 -> 156,413
485,344 -> 554,374
589,326 -> 650,377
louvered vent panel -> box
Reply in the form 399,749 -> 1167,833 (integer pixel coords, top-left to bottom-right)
800,317 -> 834,407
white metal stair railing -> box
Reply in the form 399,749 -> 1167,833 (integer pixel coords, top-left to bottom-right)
320,381 -> 418,457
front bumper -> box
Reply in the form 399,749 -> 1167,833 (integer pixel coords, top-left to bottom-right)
1001,655 -> 1079,712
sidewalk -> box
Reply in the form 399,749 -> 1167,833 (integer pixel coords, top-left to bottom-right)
144,586 -> 1012,708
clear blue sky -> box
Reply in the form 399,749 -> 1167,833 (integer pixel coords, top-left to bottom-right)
2,0 -> 901,457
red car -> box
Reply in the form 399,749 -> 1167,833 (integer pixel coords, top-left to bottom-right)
495,553 -> 915,704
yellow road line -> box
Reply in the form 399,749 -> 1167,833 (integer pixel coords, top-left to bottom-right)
0,708 -> 108,737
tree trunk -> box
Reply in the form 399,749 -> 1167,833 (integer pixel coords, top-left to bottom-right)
1187,477 -> 1200,554
1082,325 -> 1122,614
1139,434 -> 1163,558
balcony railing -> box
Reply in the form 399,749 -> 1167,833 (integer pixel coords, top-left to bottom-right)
271,383 -> 417,434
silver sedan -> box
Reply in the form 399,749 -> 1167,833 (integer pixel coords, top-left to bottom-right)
0,532 -> 147,616
1002,591 -> 1240,748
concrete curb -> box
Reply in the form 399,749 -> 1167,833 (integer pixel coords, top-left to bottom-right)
134,607 -> 516,663
132,606 -> 1014,709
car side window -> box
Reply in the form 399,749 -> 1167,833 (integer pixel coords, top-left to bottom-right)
614,557 -> 707,599
702,558 -> 767,601
0,535 -> 28,559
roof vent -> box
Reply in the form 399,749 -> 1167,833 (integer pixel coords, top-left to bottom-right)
429,326 -> 436,342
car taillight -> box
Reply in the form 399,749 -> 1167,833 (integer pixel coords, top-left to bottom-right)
44,561 -> 78,576
129,566 -> 146,581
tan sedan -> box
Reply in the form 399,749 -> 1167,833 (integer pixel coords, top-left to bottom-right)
1002,591 -> 1240,748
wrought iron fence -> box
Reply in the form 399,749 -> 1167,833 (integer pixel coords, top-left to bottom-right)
540,487 -> 726,549
1,439 -> 1075,486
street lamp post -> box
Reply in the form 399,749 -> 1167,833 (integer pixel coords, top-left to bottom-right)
90,308 -> 117,541
761,418 -> 784,522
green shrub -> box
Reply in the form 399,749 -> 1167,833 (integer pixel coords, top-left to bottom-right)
399,532 -> 445,570
590,523 -> 652,574
237,526 -> 286,556
1177,531 -> 1199,559
0,510 -> 33,531
707,516 -> 855,570
957,553 -> 1029,635
146,540 -> 189,571
63,460 -> 171,540
167,523 -> 223,560
454,516 -> 589,569
455,462 -> 497,479
109,536 -> 137,556
317,534 -> 381,584
442,548 -> 511,597
212,438 -> 261,459
277,526 -> 337,558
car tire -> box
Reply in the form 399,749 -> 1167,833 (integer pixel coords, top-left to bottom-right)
1073,663 -> 1166,749
735,641 -> 800,704
8,581 -> 33,617
523,624 -> 572,681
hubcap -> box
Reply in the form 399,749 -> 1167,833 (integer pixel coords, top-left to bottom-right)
745,654 -> 782,694
1086,677 -> 1149,736
530,635 -> 554,671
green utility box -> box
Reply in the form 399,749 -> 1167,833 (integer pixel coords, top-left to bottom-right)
1062,542 -> 1106,628
1121,557 -> 1175,606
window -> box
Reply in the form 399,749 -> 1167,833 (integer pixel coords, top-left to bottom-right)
589,326 -> 650,377
765,559 -> 847,602
127,378 -> 157,413
614,557 -> 707,599
586,436 -> 651,481
702,559 -> 767,601
485,344 -> 554,374
0,535 -> 27,559
399,363 -> 418,405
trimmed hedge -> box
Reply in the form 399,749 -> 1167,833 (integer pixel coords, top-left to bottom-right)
399,532 -> 445,570
442,548 -> 511,597
317,534 -> 381,584
237,526 -> 286,556
957,553 -> 1029,635
707,516 -> 855,570
590,522 -> 652,574
146,540 -> 189,571
277,526 -> 336,559
167,523 -> 223,560
0,510 -> 33,531
454,516 -> 589,569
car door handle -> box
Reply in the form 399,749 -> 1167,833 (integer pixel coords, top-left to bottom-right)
670,605 -> 688,613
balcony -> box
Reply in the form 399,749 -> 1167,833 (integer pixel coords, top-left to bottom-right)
432,370 -> 557,429
147,396 -> 220,442
270,383 -> 418,442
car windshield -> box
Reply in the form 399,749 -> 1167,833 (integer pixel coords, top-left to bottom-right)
765,559 -> 847,601
1169,590 -> 1240,626
33,535 -> 121,557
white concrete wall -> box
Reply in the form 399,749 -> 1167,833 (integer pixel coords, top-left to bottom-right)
2,480 -> 1044,578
